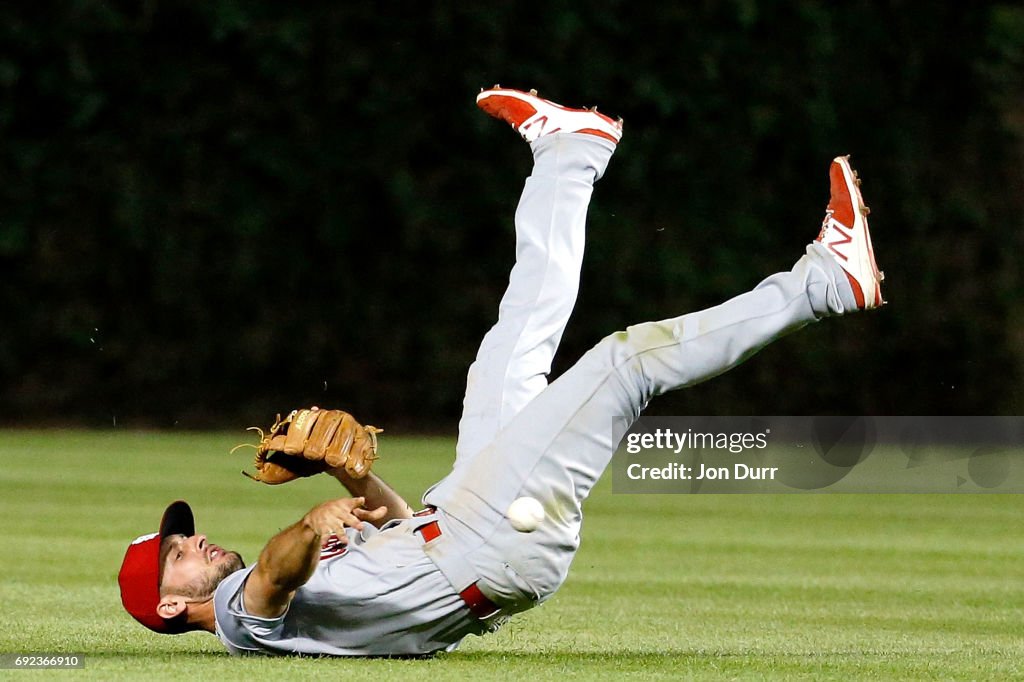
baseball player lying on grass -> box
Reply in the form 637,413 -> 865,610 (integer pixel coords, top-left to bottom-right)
119,86 -> 884,656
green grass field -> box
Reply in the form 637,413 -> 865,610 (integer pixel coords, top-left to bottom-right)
2,430 -> 1022,680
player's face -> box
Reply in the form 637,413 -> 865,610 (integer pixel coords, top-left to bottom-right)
159,533 -> 244,600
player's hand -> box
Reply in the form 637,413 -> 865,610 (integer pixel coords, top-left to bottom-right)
302,497 -> 388,538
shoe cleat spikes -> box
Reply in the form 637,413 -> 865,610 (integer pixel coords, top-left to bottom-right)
529,88 -> 538,96
860,205 -> 871,216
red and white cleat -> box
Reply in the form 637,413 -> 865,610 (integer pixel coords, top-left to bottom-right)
476,86 -> 623,145
816,156 -> 885,309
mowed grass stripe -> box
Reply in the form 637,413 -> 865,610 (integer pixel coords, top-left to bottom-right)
1,430 -> 1022,680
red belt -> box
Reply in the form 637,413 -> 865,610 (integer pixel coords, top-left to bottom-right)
414,513 -> 501,620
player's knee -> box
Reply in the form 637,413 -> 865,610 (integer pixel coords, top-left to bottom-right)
577,330 -> 634,372
585,328 -> 666,398
597,325 -> 669,362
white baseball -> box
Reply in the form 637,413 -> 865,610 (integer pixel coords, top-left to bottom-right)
507,496 -> 545,532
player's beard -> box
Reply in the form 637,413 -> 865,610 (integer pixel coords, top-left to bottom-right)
177,551 -> 246,601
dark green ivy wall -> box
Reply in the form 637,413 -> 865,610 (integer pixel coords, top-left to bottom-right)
2,3 -> 1022,427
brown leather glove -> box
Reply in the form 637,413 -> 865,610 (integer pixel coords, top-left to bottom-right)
238,407 -> 381,484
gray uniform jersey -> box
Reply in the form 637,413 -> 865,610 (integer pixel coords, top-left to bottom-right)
213,515 -> 485,656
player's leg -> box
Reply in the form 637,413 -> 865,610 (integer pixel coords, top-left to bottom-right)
427,156 -> 884,604
455,88 -> 623,463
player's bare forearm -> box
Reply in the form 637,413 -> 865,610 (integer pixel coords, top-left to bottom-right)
243,497 -> 386,618
328,469 -> 414,523
245,518 -> 320,617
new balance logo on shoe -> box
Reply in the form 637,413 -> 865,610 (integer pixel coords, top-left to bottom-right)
820,213 -> 853,262
521,114 -> 555,137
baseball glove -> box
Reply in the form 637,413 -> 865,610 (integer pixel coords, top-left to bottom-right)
235,407 -> 382,484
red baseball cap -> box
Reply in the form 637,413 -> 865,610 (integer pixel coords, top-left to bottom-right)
118,500 -> 195,633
